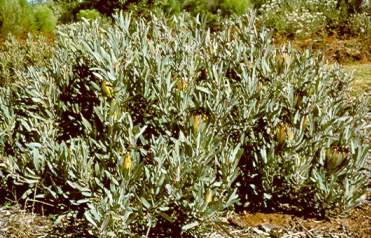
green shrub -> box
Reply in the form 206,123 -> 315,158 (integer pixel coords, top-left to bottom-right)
337,0 -> 365,15
0,0 -> 34,36
151,0 -> 253,19
32,5 -> 57,32
0,0 -> 57,37
51,0 -> 80,23
77,8 -> 102,21
257,0 -> 339,36
221,0 -> 252,15
348,11 -> 371,37
52,0 -> 142,22
0,11 -> 368,236
159,0 -> 182,14
250,0 -> 268,8
0,13 -> 241,236
257,0 -> 370,37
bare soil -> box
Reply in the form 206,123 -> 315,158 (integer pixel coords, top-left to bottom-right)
1,200 -> 370,237
218,201 -> 371,238
273,34 -> 371,65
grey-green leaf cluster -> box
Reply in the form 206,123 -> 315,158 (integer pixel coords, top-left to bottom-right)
0,10 -> 368,236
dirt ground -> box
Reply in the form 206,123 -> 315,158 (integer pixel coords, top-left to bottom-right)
273,34 -> 371,65
0,200 -> 370,238
215,200 -> 371,238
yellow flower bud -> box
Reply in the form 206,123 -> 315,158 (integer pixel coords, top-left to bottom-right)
278,55 -> 284,65
192,114 -> 202,134
276,124 -> 287,145
326,147 -> 346,170
276,123 -> 294,144
101,80 -> 113,99
205,189 -> 213,204
176,79 -> 187,91
123,152 -> 132,170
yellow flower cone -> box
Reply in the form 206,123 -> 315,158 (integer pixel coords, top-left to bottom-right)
123,152 -> 132,171
276,124 -> 287,144
326,147 -> 346,170
205,189 -> 213,204
192,114 -> 202,134
176,79 -> 188,91
276,123 -> 294,144
101,80 -> 113,99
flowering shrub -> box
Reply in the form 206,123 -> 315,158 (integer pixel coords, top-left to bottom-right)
348,11 -> 371,37
77,9 -> 102,21
256,0 -> 371,37
0,11 -> 368,236
258,0 -> 340,36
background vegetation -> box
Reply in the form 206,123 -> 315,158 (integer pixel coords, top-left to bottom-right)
0,0 -> 57,37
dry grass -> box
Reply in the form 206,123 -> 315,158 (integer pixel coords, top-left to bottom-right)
343,63 -> 371,97
0,204 -> 52,238
0,204 -> 92,238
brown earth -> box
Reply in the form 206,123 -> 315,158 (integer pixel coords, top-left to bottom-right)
220,201 -> 371,238
273,34 -> 371,65
0,200 -> 370,237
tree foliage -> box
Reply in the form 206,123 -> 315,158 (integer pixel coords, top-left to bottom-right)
0,0 -> 34,36
0,0 -> 56,37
